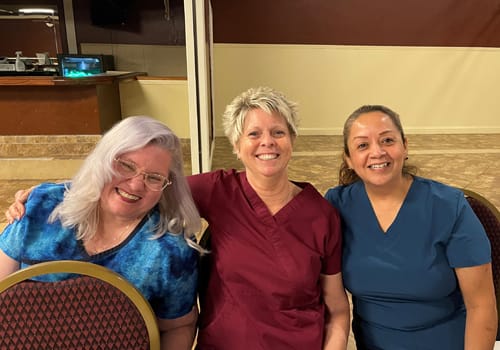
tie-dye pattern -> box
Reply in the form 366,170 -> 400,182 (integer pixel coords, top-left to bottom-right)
0,182 -> 198,320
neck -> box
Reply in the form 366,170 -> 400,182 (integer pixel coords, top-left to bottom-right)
365,174 -> 413,201
97,207 -> 143,232
98,217 -> 140,236
246,171 -> 297,215
247,170 -> 290,197
85,213 -> 143,255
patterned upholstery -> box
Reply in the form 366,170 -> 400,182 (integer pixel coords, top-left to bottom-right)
461,188 -> 500,339
0,261 -> 160,350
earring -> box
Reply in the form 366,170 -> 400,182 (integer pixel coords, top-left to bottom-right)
405,156 -> 408,160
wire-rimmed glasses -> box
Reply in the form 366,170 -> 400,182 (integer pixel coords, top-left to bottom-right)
113,158 -> 172,191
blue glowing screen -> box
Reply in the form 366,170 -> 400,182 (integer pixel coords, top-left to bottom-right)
59,56 -> 104,78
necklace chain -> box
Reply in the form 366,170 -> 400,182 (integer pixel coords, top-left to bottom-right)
85,221 -> 136,255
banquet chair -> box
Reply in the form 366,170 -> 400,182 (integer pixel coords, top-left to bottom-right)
0,260 -> 160,349
460,188 -> 500,339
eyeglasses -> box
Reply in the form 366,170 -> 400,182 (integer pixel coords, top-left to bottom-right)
113,158 -> 172,191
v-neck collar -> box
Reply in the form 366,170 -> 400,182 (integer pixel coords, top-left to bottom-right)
360,178 -> 416,236
240,171 -> 306,224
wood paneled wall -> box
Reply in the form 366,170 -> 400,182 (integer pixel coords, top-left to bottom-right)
211,0 -> 500,47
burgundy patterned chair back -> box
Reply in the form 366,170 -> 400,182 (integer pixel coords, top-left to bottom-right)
0,261 -> 160,350
461,188 -> 500,339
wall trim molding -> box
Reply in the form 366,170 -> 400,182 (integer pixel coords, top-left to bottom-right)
216,127 -> 500,136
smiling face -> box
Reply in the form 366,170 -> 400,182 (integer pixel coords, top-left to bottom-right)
99,144 -> 172,221
235,108 -> 294,182
345,111 -> 408,189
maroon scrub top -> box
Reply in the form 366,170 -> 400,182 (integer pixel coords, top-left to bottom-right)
188,169 -> 342,350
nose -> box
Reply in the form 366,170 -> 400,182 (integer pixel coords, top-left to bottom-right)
260,132 -> 275,146
370,144 -> 386,157
126,172 -> 147,189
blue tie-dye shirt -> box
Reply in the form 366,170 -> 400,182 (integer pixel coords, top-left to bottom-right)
0,182 -> 198,320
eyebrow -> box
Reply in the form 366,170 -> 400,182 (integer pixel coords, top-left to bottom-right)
379,130 -> 396,136
119,158 -> 167,176
352,129 -> 395,139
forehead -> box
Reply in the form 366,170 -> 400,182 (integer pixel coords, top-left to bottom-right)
119,145 -> 172,169
350,111 -> 398,137
243,108 -> 287,128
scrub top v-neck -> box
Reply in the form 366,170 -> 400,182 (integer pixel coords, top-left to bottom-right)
325,176 -> 491,350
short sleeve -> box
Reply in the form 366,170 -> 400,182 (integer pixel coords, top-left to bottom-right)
187,172 -> 218,217
0,215 -> 26,260
0,183 -> 64,261
151,238 -> 199,319
446,192 -> 491,268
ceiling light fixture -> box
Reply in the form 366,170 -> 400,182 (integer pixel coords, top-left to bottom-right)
18,8 -> 55,15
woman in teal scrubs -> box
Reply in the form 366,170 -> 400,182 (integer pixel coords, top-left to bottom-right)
325,105 -> 497,349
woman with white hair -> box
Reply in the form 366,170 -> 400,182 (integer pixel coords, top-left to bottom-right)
0,116 -> 204,350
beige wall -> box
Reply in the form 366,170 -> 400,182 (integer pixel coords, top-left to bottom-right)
213,44 -> 500,135
101,43 -> 500,138
82,43 -> 191,138
119,79 -> 191,139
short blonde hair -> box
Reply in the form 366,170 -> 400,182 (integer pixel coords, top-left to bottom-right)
222,87 -> 299,147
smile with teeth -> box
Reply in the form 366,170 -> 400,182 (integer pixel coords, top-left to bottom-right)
257,153 -> 278,160
368,162 -> 389,169
116,188 -> 140,201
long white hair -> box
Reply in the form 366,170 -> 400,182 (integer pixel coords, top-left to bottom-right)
49,116 -> 204,252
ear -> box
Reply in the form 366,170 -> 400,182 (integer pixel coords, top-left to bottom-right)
233,142 -> 241,159
403,137 -> 408,157
344,153 -> 353,169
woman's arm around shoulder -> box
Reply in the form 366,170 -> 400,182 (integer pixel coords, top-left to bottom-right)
321,272 -> 350,350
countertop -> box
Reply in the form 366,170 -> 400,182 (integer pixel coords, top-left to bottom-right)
0,71 -> 146,86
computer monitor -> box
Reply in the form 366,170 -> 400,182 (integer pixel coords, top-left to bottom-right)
57,54 -> 114,78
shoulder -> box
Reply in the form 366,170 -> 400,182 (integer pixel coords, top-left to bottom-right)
26,182 -> 67,214
188,169 -> 240,183
324,181 -> 362,208
130,218 -> 198,281
324,185 -> 342,203
403,177 -> 470,222
297,182 -> 340,216
142,213 -> 198,260
411,177 -> 463,204
187,169 -> 246,195
156,234 -> 198,283
30,182 -> 67,199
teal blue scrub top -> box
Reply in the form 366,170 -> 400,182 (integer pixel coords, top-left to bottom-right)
325,177 -> 491,350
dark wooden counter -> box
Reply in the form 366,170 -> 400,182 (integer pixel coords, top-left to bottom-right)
0,72 -> 145,135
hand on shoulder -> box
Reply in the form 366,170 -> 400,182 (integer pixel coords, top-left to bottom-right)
5,186 -> 34,224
